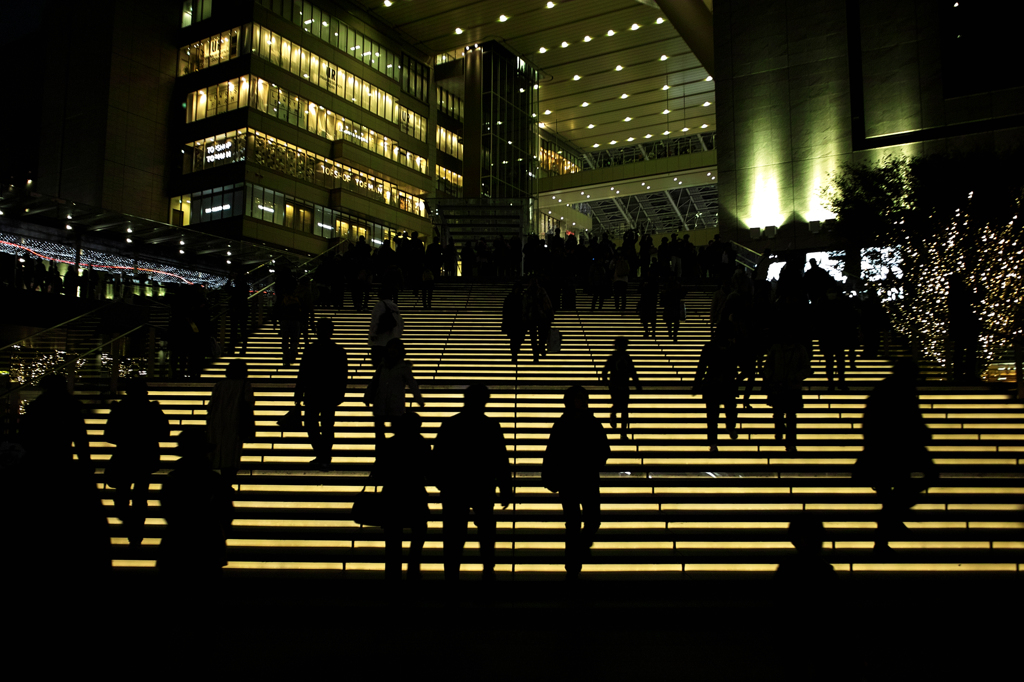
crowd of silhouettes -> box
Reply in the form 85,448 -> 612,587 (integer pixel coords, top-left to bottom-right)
8,233 -> 973,583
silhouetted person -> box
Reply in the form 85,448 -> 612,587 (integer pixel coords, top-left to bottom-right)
207,360 -> 255,483
601,337 -> 642,440
374,412 -> 429,580
816,284 -> 858,390
949,275 -> 982,382
522,278 -> 553,362
158,427 -> 235,581
20,374 -> 91,470
693,327 -> 739,451
364,338 -> 424,443
803,258 -> 833,305
502,282 -> 526,363
542,386 -> 610,578
105,378 -> 169,546
637,279 -> 659,338
856,359 -> 936,551
433,384 -> 512,581
275,274 -> 301,367
775,518 -> 836,581
763,335 -> 812,453
296,319 -> 348,470
369,287 -> 403,366
662,277 -> 685,341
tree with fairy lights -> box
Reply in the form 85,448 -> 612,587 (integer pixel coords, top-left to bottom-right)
822,151 -> 1024,389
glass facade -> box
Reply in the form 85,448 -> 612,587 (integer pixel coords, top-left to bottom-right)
436,166 -> 464,198
253,0 -> 430,102
436,126 -> 463,161
183,128 -> 427,218
185,76 -> 428,175
170,183 -> 245,226
540,138 -> 582,177
479,47 -> 538,199
437,87 -> 464,122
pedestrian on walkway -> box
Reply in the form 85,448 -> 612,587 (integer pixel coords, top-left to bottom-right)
374,412 -> 429,580
368,287 -> 404,366
542,385 -> 610,578
364,338 -> 424,443
693,326 -> 740,450
433,384 -> 512,581
296,319 -> 348,470
763,333 -> 812,453
601,337 -> 643,440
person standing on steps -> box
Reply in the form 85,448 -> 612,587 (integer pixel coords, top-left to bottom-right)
762,332 -> 812,453
522,277 -> 554,363
502,282 -> 526,363
433,383 -> 513,581
855,358 -> 937,552
368,287 -> 404,367
693,325 -> 740,451
207,359 -> 255,485
364,338 -> 424,444
542,385 -> 610,579
374,412 -> 430,581
601,337 -> 643,440
296,319 -> 348,471
637,279 -> 660,339
105,377 -> 170,546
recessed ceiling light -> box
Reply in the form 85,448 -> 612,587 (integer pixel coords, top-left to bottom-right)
703,101 -> 711,107
610,187 -> 614,190
615,65 -> 623,71
547,1 -> 555,7
620,93 -> 628,99
623,116 -> 632,121
592,143 -> 599,147
662,84 -> 670,90
544,109 -> 552,114
455,28 -> 463,34
539,46 -> 547,53
701,123 -> 708,128
587,195 -> 591,198
607,29 -> 615,36
519,88 -> 524,92
539,122 -> 545,128
662,109 -> 671,115
656,17 -> 665,24
660,55 -> 668,61
583,36 -> 592,42
631,23 -> 640,30
673,178 -> 678,181
561,41 -> 569,48
706,76 -> 713,81
499,14 -> 508,22
610,140 -> 618,144
383,0 -> 392,6
572,74 -> 581,80
587,124 -> 595,128
627,137 -> 635,141
681,127 -> 690,132
663,130 -> 670,135
644,133 -> 652,138
581,101 -> 589,107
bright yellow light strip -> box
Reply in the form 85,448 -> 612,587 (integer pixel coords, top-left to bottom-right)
226,539 -> 353,547
852,563 -> 1018,571
113,560 -> 157,567
669,521 -> 790,528
661,503 -> 804,510
970,521 -> 1024,528
673,542 -> 793,549
234,501 -> 353,509
685,564 -> 779,571
581,564 -> 681,572
232,519 -> 360,527
653,487 -> 791,494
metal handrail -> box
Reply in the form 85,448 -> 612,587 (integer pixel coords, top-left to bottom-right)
0,300 -> 118,354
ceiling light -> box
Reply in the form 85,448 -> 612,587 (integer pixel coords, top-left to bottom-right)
703,101 -> 711,106
662,84 -> 670,90
610,187 -> 615,190
547,1 -> 555,7
701,123 -> 708,128
539,46 -> 547,53
179,240 -> 185,245
179,249 -> 185,254
620,93 -> 628,99
499,14 -> 508,22
682,127 -> 690,132
519,88 -> 524,92
581,101 -> 589,107
544,109 -> 552,114
627,137 -> 634,141
644,134 -> 652,138
663,130 -> 670,135
583,36 -> 592,42
615,65 -> 623,71
631,23 -> 640,30
657,17 -> 665,24
561,41 -> 569,48
66,224 -> 73,230
662,109 -> 671,114
587,195 -> 591,198
573,74 -> 581,81
592,143 -> 600,148
706,76 -> 713,81
455,28 -> 463,34
607,30 -> 615,36
384,0 -> 392,6
539,122 -> 545,128
587,124 -> 595,128
660,55 -> 668,61
610,140 -> 617,144
623,116 -> 632,121
673,178 -> 678,181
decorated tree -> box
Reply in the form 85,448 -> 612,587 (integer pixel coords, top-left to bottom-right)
822,151 -> 1024,385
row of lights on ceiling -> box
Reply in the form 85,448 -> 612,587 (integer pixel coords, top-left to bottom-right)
550,174 -> 717,203
452,5 -> 665,47
589,124 -> 711,147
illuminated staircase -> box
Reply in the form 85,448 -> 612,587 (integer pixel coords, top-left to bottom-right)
87,283 -> 1024,578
